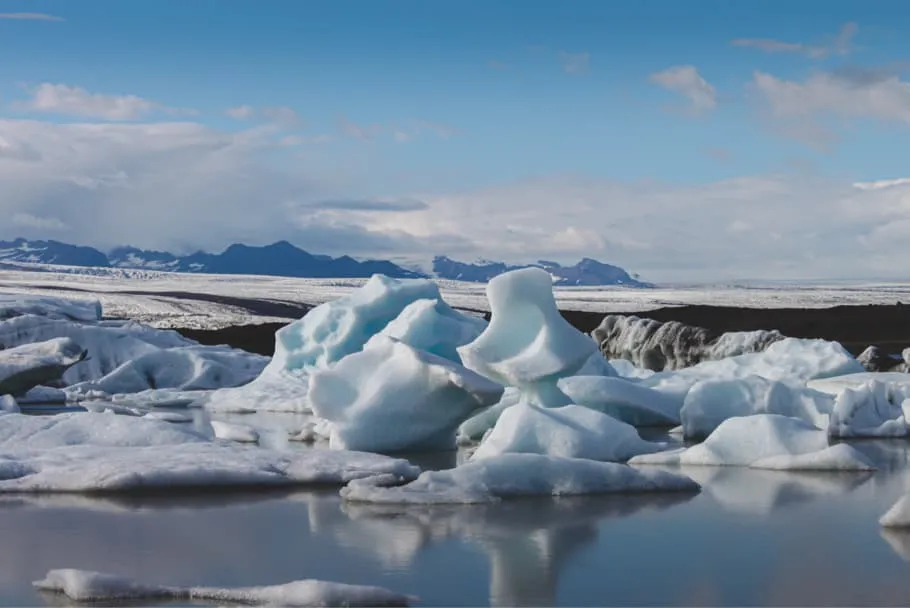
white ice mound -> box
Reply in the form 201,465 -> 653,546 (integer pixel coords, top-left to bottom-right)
557,375 -> 681,426
809,371 -> 910,395
881,495 -> 910,528
274,274 -> 441,371
457,267 -> 599,404
0,412 -> 419,492
629,414 -> 874,470
457,387 -> 522,442
0,294 -> 101,322
680,375 -> 833,438
471,402 -> 664,462
828,380 -> 910,438
34,569 -> 414,606
210,420 -> 260,443
366,297 -> 487,363
0,337 -> 85,395
0,394 -> 19,413
341,453 -> 700,504
309,336 -> 504,452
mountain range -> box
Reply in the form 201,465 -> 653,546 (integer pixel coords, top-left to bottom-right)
0,238 -> 651,286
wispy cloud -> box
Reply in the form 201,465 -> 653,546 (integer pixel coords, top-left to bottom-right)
225,105 -> 255,120
650,65 -> 717,114
225,105 -> 301,127
305,198 -> 428,212
731,22 -> 857,59
0,13 -> 63,21
18,83 -> 194,121
558,51 -> 590,75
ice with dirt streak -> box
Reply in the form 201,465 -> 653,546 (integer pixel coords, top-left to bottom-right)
309,335 -> 503,452
34,569 -> 414,607
342,453 -> 699,504
0,412 -> 418,492
470,402 -> 664,462
629,414 -> 874,470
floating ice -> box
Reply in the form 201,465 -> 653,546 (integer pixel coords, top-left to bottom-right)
309,336 -> 503,452
827,380 -> 910,438
808,372 -> 910,395
0,337 -> 85,395
680,375 -> 833,438
142,411 -> 192,423
0,394 -> 18,413
366,297 -> 487,363
471,402 -> 664,462
17,385 -> 67,404
342,453 -> 699,504
881,496 -> 910,528
630,414 -> 874,470
457,267 -> 598,406
34,569 -> 414,607
457,387 -> 521,443
557,375 -> 681,426
0,412 -> 418,492
211,419 -> 260,443
0,295 -> 101,322
592,314 -> 784,371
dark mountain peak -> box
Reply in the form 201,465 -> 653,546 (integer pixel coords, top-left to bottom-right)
433,255 -> 652,287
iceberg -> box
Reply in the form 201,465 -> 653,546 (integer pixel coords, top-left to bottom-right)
34,569 -> 414,607
557,375 -> 681,426
0,337 -> 85,395
680,375 -> 833,438
629,414 -> 874,470
457,267 -> 599,406
808,372 -> 910,395
827,380 -> 910,438
309,336 -> 504,452
457,387 -> 522,443
0,294 -> 101,322
881,495 -> 910,528
0,412 -> 418,492
0,394 -> 18,413
471,402 -> 664,462
342,453 -> 699,504
210,419 -> 260,443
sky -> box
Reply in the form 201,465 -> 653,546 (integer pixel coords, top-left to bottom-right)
1,0 -> 910,282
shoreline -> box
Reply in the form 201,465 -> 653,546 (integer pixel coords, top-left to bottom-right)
178,302 -> 910,357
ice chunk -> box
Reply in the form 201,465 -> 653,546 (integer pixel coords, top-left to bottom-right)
680,375 -> 833,438
0,394 -> 19,413
751,443 -> 875,471
273,274 -> 441,372
211,419 -> 260,443
828,380 -> 910,438
342,453 -> 699,504
808,372 -> 910,395
592,314 -> 784,371
457,387 -> 521,443
608,358 -> 656,380
0,295 -> 101,322
457,267 -> 597,404
309,336 -> 504,452
574,352 -> 619,377
881,495 -> 910,528
17,385 -> 67,404
34,569 -> 414,606
0,412 -> 419,492
557,375 -> 681,426
142,411 -> 192,423
366,297 -> 487,363
0,337 -> 85,395
471,402 -> 664,462
630,414 -> 874,470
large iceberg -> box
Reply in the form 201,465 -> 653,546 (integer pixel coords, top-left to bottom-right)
470,402 -> 664,462
0,337 -> 85,395
827,380 -> 910,438
680,375 -> 833,438
309,336 -> 504,452
592,314 -> 784,371
0,412 -> 418,492
630,414 -> 874,470
35,569 -> 414,607
0,295 -> 101,322
342,453 -> 699,504
457,267 -> 600,406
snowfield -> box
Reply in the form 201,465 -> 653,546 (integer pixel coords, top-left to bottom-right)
3,264 -> 910,329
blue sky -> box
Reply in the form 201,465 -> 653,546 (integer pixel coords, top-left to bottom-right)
1,1 -> 910,280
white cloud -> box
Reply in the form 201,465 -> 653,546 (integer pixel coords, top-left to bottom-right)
19,84 -> 191,121
650,65 -> 717,114
225,105 -> 255,119
732,22 -> 857,59
11,212 -> 67,231
226,105 -> 300,127
0,13 -> 62,21
558,51 -> 590,75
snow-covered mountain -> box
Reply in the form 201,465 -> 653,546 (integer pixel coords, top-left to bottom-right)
0,239 -> 421,279
432,255 -> 652,287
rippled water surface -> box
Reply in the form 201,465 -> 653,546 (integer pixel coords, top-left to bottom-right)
7,411 -> 910,606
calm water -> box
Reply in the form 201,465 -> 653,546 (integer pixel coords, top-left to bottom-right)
9,411 -> 910,606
